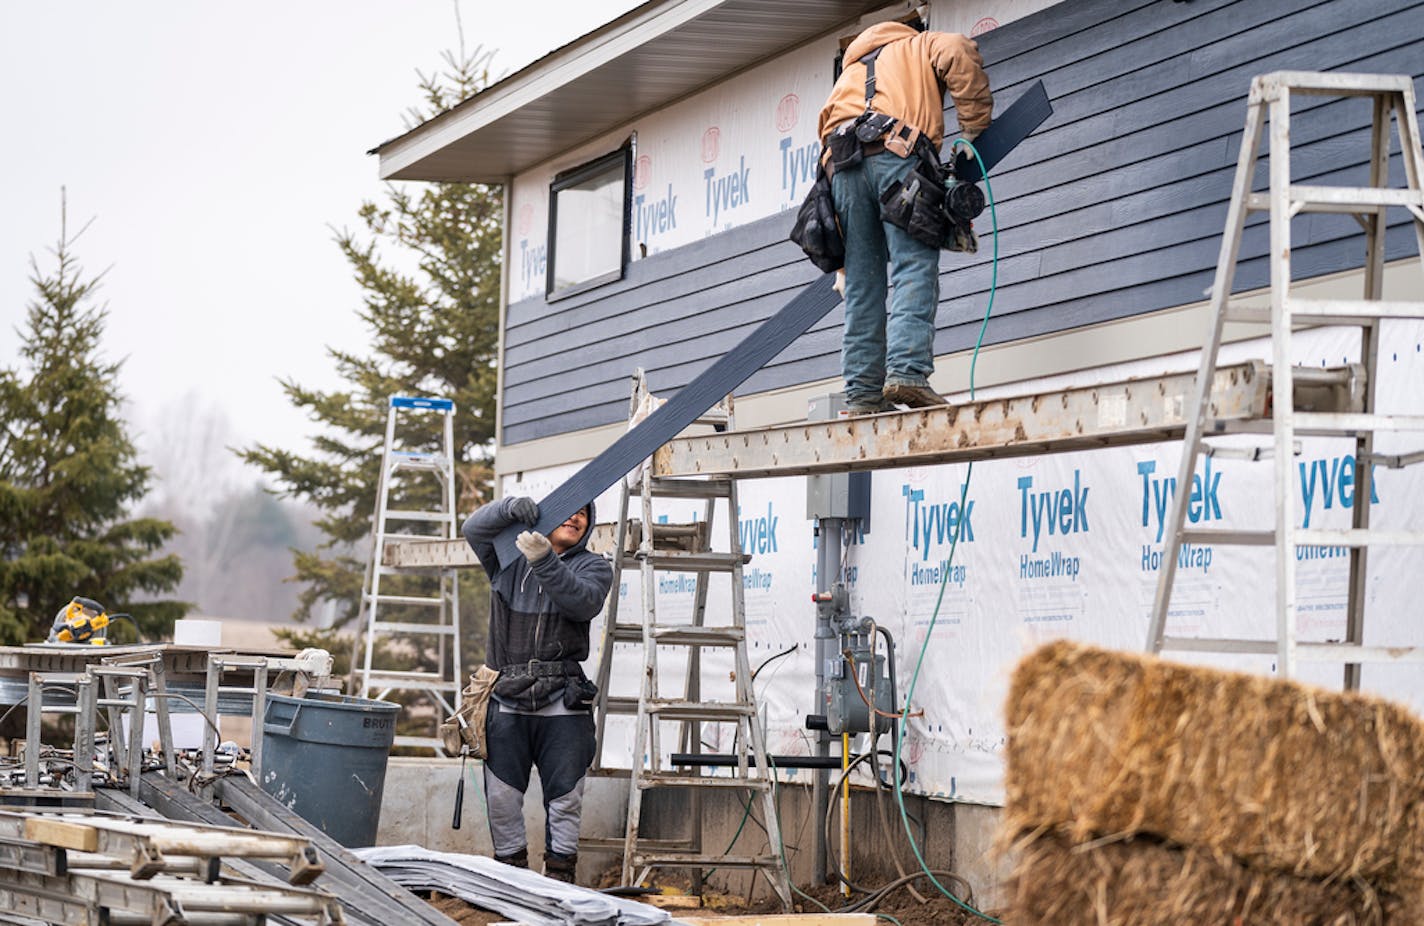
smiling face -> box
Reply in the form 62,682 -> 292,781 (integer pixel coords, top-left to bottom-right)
549,506 -> 590,554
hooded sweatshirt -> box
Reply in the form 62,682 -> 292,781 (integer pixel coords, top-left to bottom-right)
462,496 -> 613,710
817,22 -> 993,150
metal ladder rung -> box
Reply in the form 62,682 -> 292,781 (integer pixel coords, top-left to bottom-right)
642,552 -> 750,571
637,774 -> 773,790
1297,528 -> 1424,547
1246,186 -> 1424,213
1290,298 -> 1424,320
1178,528 -> 1275,546
580,836 -> 689,852
369,622 -> 457,636
1265,70 -> 1415,95
365,593 -> 444,606
1160,637 -> 1424,665
1293,412 -> 1424,434
380,510 -> 451,522
392,735 -> 444,749
644,476 -> 735,499
633,852 -> 779,868
649,626 -> 745,646
358,669 -> 458,688
602,696 -> 640,714
645,700 -> 755,721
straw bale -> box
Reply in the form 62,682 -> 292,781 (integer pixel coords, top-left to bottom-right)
1004,830 -> 1415,926
1003,641 -> 1424,897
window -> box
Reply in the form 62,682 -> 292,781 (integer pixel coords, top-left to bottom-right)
546,146 -> 631,298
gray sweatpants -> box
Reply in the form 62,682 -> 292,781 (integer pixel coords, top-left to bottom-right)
483,701 -> 596,857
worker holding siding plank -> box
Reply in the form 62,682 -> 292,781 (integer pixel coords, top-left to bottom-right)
461,496 -> 612,883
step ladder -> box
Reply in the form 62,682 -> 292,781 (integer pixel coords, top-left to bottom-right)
1147,71 -> 1424,682
355,395 -> 463,751
588,372 -> 792,909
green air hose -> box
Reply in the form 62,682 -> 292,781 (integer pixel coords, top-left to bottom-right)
887,136 -> 1004,924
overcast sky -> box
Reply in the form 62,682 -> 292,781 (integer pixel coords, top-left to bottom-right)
1,1 -> 640,502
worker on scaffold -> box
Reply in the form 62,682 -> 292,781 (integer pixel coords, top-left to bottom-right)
818,21 -> 993,415
461,496 -> 612,883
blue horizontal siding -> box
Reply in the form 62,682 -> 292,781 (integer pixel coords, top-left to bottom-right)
501,0 -> 1424,445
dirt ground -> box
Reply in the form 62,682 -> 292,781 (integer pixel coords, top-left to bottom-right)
425,876 -> 1002,924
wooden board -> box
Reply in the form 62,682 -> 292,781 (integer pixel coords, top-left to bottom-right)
22,817 -> 97,853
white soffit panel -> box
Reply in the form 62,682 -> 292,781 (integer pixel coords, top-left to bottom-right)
372,0 -> 896,183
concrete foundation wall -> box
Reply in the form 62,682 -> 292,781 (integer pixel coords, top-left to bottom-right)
377,759 -> 1010,905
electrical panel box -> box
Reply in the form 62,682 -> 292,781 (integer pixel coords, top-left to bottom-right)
805,395 -> 871,527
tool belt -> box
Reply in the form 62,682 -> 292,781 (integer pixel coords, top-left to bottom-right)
439,664 -> 500,759
499,658 -> 582,679
493,658 -> 600,711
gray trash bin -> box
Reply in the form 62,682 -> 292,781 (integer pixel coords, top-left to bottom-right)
260,692 -> 399,847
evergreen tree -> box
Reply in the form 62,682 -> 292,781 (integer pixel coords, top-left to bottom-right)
240,47 -> 502,670
0,196 -> 186,644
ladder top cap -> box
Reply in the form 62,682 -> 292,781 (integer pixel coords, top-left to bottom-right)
1254,71 -> 1415,93
390,396 -> 455,411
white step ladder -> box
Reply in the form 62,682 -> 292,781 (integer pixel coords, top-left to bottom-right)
1147,71 -> 1424,682
355,395 -> 463,751
588,373 -> 792,909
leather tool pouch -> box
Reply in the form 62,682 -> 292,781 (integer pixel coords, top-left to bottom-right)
879,165 -> 953,250
440,664 -> 500,758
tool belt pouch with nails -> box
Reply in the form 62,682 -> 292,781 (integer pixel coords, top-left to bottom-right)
439,664 -> 500,758
879,165 -> 954,250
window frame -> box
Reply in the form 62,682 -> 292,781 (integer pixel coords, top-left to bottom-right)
545,144 -> 633,301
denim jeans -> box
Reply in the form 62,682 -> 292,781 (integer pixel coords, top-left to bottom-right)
831,151 -> 941,405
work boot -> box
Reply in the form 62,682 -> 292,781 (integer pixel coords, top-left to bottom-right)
494,848 -> 528,869
544,851 -> 578,884
846,398 -> 897,417
883,381 -> 950,409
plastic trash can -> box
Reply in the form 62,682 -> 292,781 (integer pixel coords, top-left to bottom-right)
260,692 -> 399,847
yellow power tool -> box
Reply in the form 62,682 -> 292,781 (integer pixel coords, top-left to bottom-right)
47,597 -> 131,645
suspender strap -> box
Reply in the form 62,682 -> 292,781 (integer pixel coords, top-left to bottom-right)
860,47 -> 883,110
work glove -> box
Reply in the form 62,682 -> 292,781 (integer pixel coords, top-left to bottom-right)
515,530 -> 553,563
507,496 -> 539,526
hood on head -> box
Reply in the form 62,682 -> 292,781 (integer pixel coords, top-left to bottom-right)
843,21 -> 919,64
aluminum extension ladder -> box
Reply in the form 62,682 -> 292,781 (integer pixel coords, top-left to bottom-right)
355,395 -> 463,751
1148,71 -> 1424,682
588,372 -> 792,909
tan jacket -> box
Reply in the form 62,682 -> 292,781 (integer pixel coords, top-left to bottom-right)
817,22 -> 993,150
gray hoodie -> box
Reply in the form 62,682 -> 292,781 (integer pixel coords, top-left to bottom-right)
462,497 -> 613,710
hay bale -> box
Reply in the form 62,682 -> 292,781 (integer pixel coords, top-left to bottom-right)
1004,831 -> 1413,926
1004,641 -> 1424,897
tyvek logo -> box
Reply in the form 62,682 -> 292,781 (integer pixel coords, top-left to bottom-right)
779,137 -> 819,200
775,93 -> 799,133
1137,458 -> 1223,543
738,502 -> 779,555
1299,454 -> 1380,527
903,484 -> 975,561
701,127 -> 720,163
633,154 -> 651,192
1017,471 -> 1090,552
704,157 -> 751,225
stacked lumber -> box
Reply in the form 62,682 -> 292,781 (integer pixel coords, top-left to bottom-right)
1001,641 -> 1424,925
